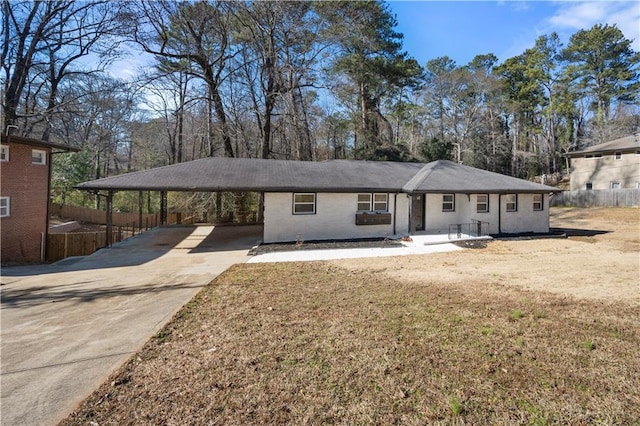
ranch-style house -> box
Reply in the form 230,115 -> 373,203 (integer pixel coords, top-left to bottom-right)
77,157 -> 558,244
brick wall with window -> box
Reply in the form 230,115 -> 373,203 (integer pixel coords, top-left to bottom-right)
1,142 -> 51,264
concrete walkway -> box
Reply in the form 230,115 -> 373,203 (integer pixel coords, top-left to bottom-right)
248,235 -> 467,263
1,225 -> 261,426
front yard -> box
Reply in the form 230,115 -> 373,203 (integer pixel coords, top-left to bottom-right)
62,207 -> 640,425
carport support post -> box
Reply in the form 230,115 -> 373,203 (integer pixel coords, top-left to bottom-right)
138,191 -> 143,230
160,191 -> 167,225
106,190 -> 114,247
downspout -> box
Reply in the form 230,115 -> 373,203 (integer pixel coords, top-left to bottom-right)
44,150 -> 53,262
393,193 -> 397,235
498,193 -> 502,234
407,193 -> 412,234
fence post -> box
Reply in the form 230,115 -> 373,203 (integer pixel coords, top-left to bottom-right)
64,232 -> 68,258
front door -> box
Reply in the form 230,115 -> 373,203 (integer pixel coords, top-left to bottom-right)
411,194 -> 425,231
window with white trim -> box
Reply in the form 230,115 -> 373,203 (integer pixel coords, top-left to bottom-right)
293,193 -> 316,214
476,194 -> 489,213
533,194 -> 543,211
614,151 -> 622,160
32,149 -> 46,165
506,194 -> 517,212
586,182 -> 593,190
373,193 -> 388,211
611,182 -> 620,190
442,194 -> 455,212
0,197 -> 9,217
357,193 -> 371,211
0,145 -> 8,162
357,193 -> 388,212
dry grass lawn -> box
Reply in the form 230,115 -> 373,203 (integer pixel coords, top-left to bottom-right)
62,207 -> 639,425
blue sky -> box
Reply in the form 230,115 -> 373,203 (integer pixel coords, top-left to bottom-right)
107,1 -> 640,80
387,0 -> 640,67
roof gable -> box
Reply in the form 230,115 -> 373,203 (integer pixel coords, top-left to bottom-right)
568,134 -> 639,156
403,160 -> 557,193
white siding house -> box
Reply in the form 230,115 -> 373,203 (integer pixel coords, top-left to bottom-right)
264,192 -> 410,243
418,193 -> 549,234
77,157 -> 558,243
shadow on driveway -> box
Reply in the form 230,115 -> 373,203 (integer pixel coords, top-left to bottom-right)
0,280 -> 203,309
189,224 -> 263,253
2,224 -> 262,278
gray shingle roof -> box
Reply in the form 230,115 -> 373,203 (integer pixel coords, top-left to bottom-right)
1,134 -> 80,152
76,157 -> 558,193
403,160 -> 557,193
567,134 -> 640,156
76,157 -> 425,192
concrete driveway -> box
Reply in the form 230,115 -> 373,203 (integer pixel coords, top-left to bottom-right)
1,224 -> 262,426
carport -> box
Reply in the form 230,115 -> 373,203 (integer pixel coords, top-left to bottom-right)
75,157 -> 283,246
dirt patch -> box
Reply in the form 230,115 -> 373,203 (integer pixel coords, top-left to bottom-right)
49,217 -> 106,233
333,207 -> 640,305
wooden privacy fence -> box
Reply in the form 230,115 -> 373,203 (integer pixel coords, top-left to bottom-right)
550,189 -> 639,208
51,203 -> 158,226
48,231 -> 115,261
46,210 -> 197,262
50,203 -> 191,226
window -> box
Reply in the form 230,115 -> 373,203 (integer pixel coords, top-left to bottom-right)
442,194 -> 455,212
614,151 -> 622,160
32,149 -> 46,165
586,182 -> 593,190
533,194 -> 543,211
357,193 -> 371,211
611,182 -> 620,190
0,145 -> 8,162
373,193 -> 388,212
293,193 -> 315,214
357,193 -> 388,212
476,194 -> 489,213
506,194 -> 517,212
0,197 -> 9,217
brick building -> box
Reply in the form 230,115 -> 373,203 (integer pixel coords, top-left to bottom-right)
1,134 -> 78,264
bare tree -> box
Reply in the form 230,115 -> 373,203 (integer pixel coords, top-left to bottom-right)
1,0 -> 125,137
129,0 -> 237,157
231,1 -> 325,160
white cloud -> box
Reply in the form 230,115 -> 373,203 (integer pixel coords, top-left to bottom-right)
547,1 -> 640,48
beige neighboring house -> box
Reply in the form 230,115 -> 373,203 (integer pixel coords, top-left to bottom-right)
567,134 -> 640,191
